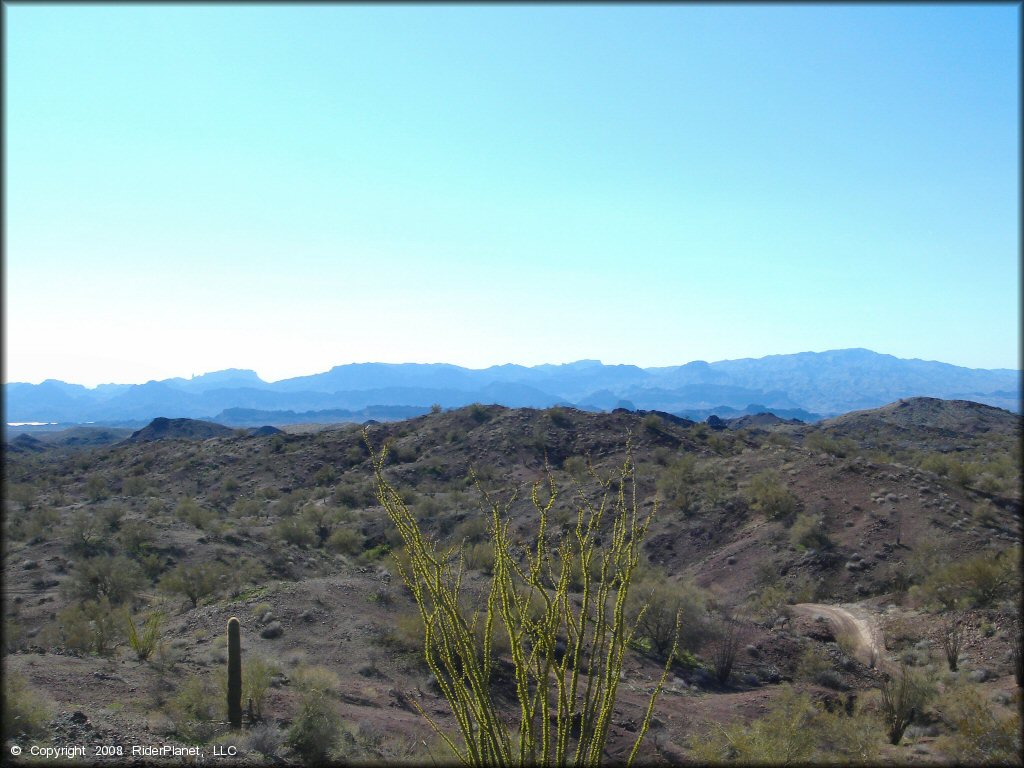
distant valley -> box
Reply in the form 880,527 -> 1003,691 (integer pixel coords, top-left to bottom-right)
5,348 -> 1018,428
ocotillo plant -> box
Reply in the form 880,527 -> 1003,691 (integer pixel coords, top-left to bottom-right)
370,434 -> 678,767
227,617 -> 243,729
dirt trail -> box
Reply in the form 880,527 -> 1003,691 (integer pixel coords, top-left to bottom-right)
790,603 -> 886,670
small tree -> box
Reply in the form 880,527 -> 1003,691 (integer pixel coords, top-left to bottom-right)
879,664 -> 934,745
160,562 -> 224,608
709,616 -> 743,685
371,436 -> 677,767
939,614 -> 964,672
628,577 -> 709,659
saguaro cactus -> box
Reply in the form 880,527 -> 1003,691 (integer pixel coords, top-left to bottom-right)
227,616 -> 243,729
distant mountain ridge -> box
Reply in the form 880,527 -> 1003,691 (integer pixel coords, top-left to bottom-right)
4,349 -> 1019,425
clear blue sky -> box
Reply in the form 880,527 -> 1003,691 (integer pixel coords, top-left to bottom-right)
5,4 -> 1019,386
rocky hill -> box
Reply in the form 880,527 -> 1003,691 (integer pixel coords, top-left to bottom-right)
125,417 -> 238,443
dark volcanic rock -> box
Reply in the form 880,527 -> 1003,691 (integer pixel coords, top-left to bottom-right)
249,425 -> 284,436
126,417 -> 235,442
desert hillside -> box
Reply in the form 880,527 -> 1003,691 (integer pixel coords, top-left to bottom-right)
3,399 -> 1021,764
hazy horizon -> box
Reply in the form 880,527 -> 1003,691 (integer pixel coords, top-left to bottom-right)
6,5 -> 1019,386
6,346 -> 1021,390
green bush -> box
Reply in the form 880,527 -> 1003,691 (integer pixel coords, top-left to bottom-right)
790,512 -> 832,550
274,517 -> 315,547
288,690 -> 342,763
937,684 -> 1021,764
117,519 -> 156,556
169,675 -> 220,744
66,555 -> 144,604
917,547 -> 1019,609
176,498 -> 215,530
326,527 -> 363,556
746,470 -> 799,520
122,475 -> 148,496
804,432 -> 856,457
126,610 -> 164,661
628,577 -> 710,658
463,540 -> 495,574
160,562 -> 226,608
3,672 -> 52,740
85,474 -> 108,502
314,465 -> 337,487
657,454 -> 699,514
67,509 -> 107,554
879,664 -> 936,745
56,599 -> 121,656
689,685 -> 878,763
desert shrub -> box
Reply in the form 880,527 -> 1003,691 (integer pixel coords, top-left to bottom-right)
879,664 -> 936,745
274,517 -> 315,547
66,554 -> 144,605
698,464 -> 733,509
936,683 -> 1021,764
139,552 -> 169,581
288,690 -> 342,763
326,526 -> 363,556
56,599 -> 121,656
708,617 -> 743,684
230,498 -> 261,517
464,541 -> 495,574
561,455 -> 588,480
67,509 -> 108,554
169,674 -> 220,744
628,577 -> 710,658
176,498 -> 215,530
160,562 -> 226,608
642,413 -> 663,432
971,500 -> 1002,528
939,615 -> 964,672
17,505 -> 59,542
332,481 -> 376,508
116,519 -> 156,556
371,438 -> 674,766
302,505 -> 347,547
225,557 -> 266,598
247,722 -> 285,758
293,664 -> 340,695
746,470 -> 799,520
658,454 -> 699,514
689,685 -> 878,763
897,539 -> 949,594
314,465 -> 337,487
918,548 -> 1019,609
99,504 -> 126,531
789,512 -> 832,550
85,474 -> 108,502
122,475 -> 148,496
453,514 -> 489,544
804,432 -> 856,457
6,481 -> 38,509
467,403 -> 492,423
747,581 -> 789,623
126,610 -> 164,661
3,672 -> 52,740
384,610 -> 425,653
